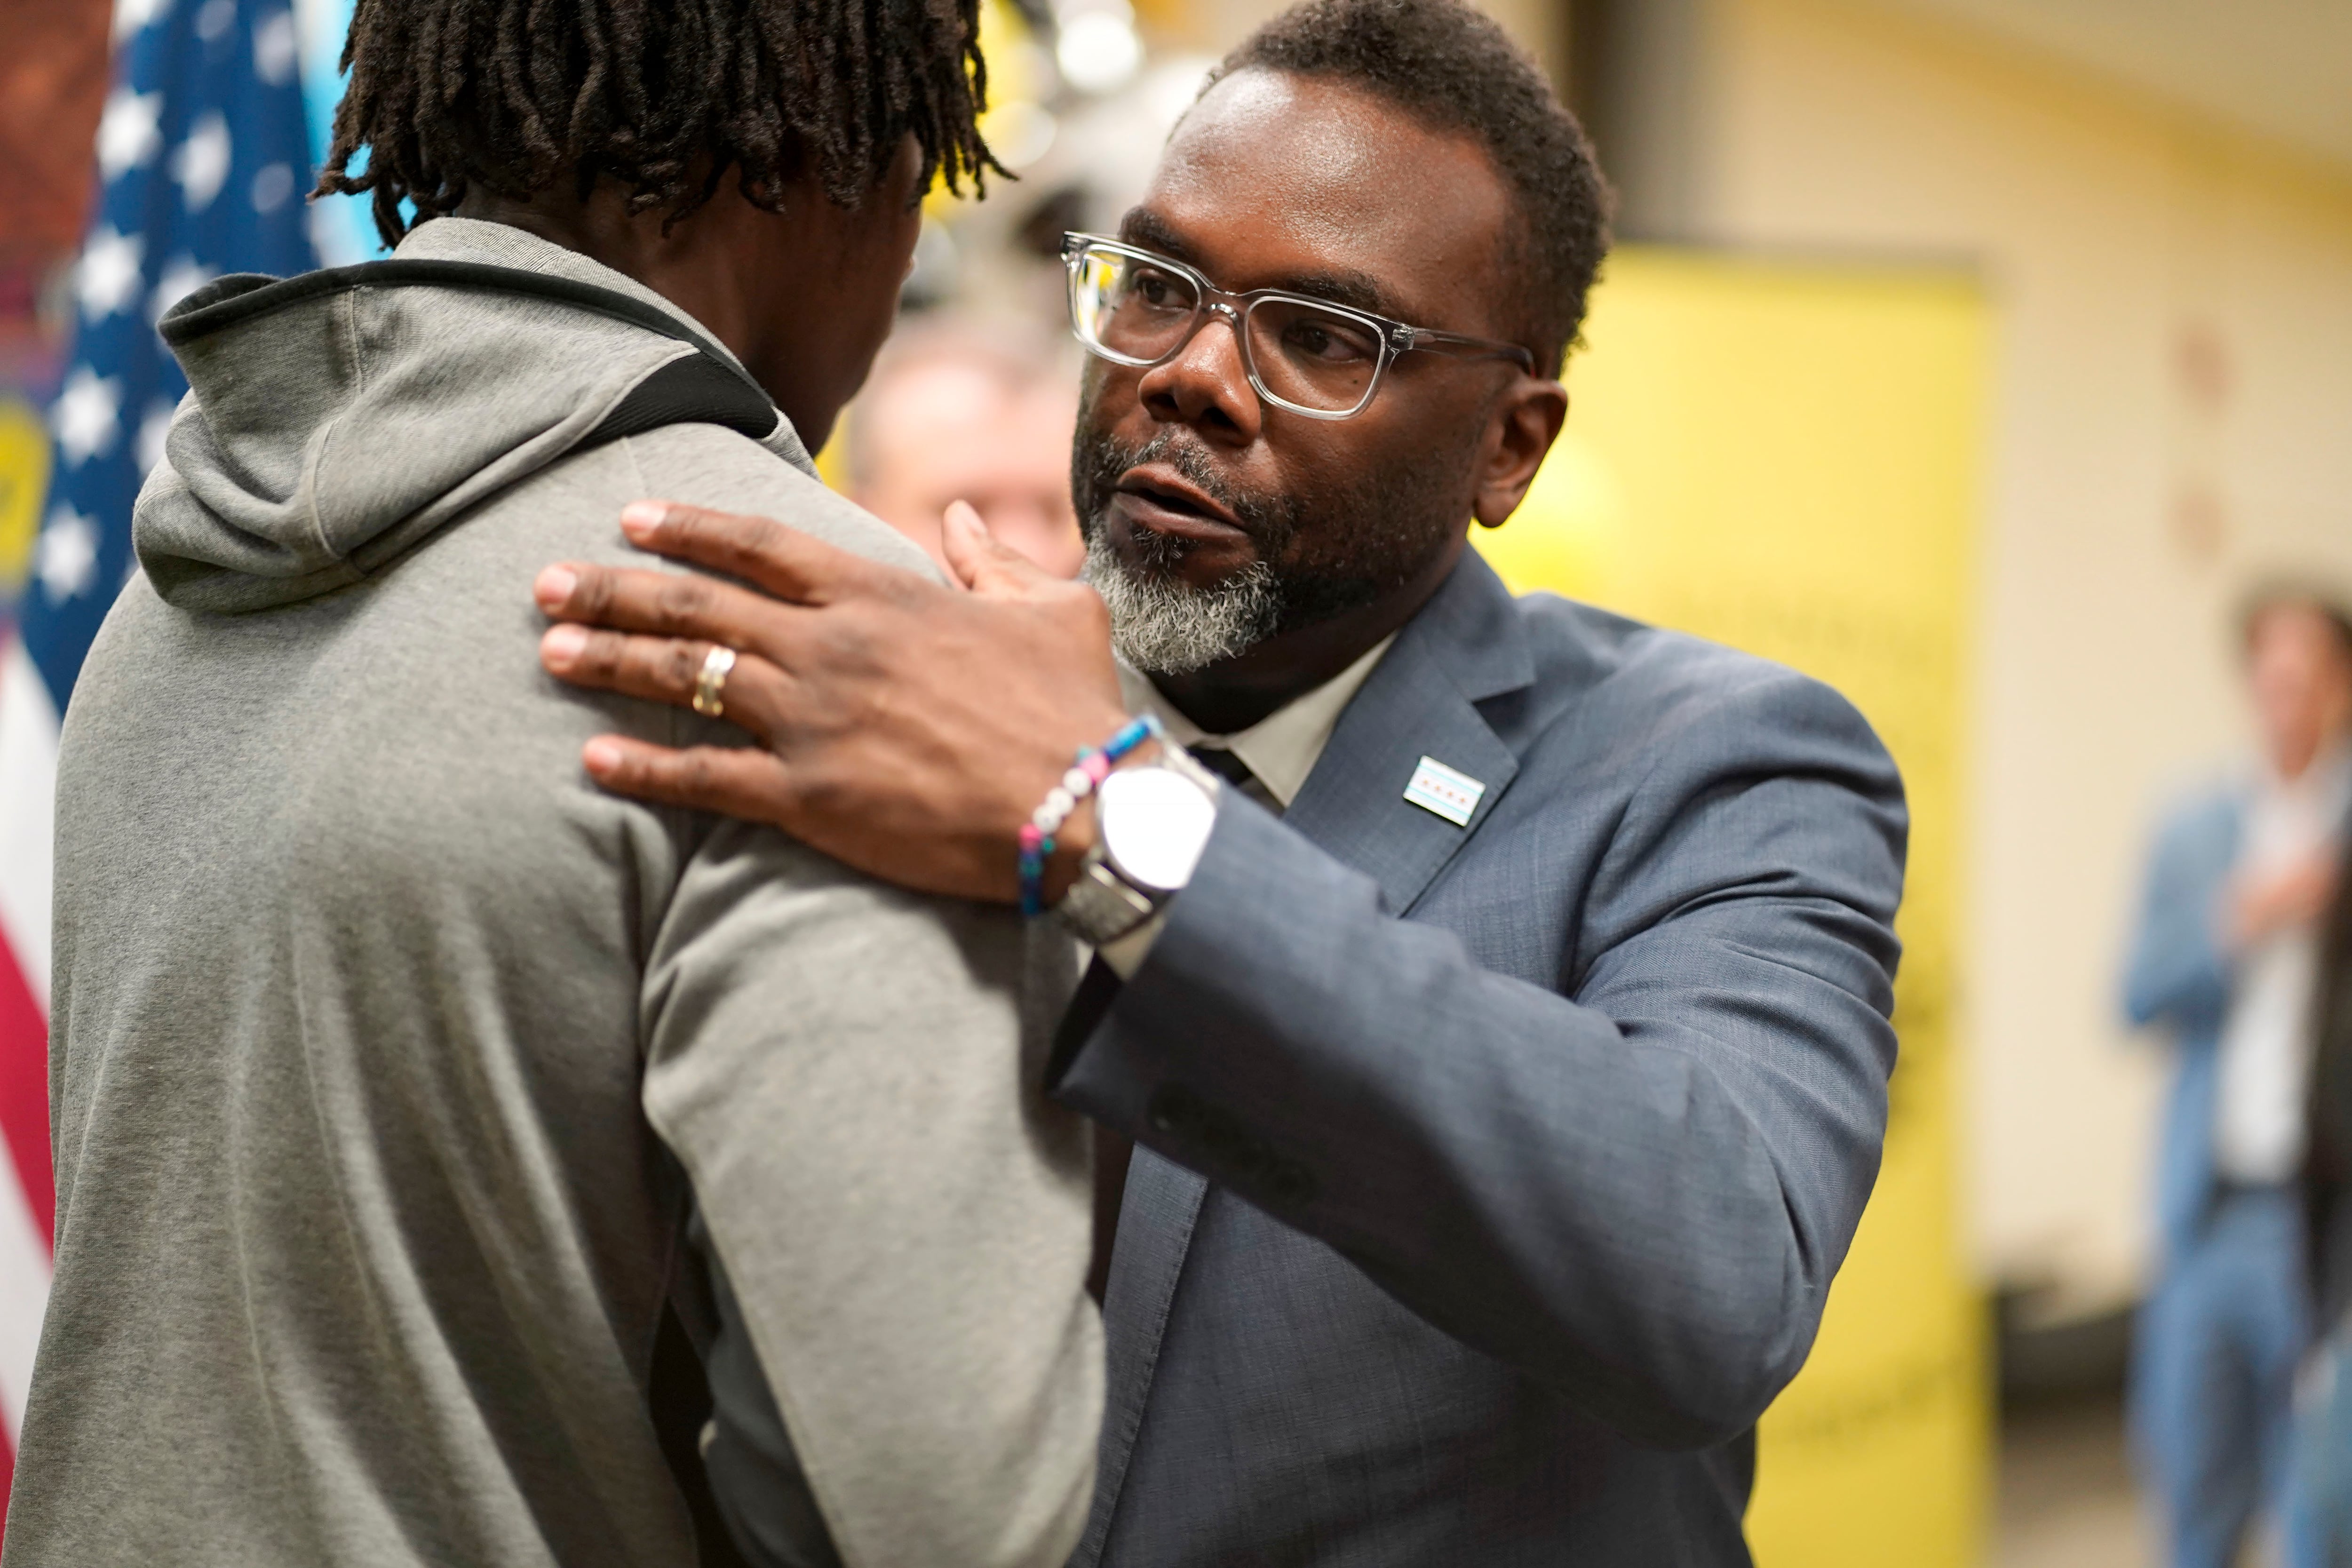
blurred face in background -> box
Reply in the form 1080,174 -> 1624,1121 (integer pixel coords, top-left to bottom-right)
2246,600 -> 2352,780
852,344 -> 1086,577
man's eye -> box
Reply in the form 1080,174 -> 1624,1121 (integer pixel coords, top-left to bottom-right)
1131,270 -> 1184,310
1285,318 -> 1374,362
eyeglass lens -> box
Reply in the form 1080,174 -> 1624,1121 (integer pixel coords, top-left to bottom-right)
1071,246 -> 1384,414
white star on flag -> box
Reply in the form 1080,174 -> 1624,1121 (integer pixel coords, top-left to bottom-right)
35,507 -> 102,603
96,88 -> 165,182
307,202 -> 350,268
75,225 -> 146,320
138,398 -> 177,475
193,0 -> 234,41
250,162 -> 295,214
112,0 -> 168,45
253,10 -> 298,86
149,255 -> 218,326
171,112 -> 233,214
51,366 -> 123,468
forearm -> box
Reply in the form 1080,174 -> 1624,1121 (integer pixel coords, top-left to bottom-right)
2123,919 -> 2231,1029
1057,799 -> 1896,1449
2122,843 -> 2232,1031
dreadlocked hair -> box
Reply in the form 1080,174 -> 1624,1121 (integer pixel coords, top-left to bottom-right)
317,0 -> 1000,248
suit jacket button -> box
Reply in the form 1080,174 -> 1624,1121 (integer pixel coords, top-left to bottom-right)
1146,1084 -> 1198,1135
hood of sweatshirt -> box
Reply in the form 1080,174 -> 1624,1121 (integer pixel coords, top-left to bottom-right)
136,217 -> 810,614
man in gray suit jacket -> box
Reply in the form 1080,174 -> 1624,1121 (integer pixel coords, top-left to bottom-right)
529,0 -> 1907,1560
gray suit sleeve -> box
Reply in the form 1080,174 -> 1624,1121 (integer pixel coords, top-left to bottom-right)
1055,670 -> 1905,1450
641,821 -> 1102,1568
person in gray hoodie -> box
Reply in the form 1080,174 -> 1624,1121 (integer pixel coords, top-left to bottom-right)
6,4 -> 1102,1567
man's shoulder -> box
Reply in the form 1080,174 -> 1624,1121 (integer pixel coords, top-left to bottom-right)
1508,590 -> 1884,773
1513,589 -> 1791,691
607,423 -> 939,580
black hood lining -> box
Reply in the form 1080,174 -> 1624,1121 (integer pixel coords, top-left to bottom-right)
589,355 -> 779,449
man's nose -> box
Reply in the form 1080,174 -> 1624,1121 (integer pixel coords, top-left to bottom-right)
1137,303 -> 1262,445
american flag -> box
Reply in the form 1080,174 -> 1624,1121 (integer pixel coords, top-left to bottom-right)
0,0 -> 315,1510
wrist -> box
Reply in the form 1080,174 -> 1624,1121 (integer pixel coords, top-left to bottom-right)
1017,716 -> 1165,916
1044,799 -> 1098,903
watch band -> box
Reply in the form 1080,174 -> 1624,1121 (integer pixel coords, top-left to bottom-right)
1149,740 -> 1224,798
1055,851 -> 1162,947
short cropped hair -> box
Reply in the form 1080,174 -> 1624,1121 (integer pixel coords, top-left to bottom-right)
2239,580 -> 2352,664
1212,0 -> 1612,376
319,0 -> 999,248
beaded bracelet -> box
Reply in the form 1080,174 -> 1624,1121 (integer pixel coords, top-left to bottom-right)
1019,714 -> 1164,916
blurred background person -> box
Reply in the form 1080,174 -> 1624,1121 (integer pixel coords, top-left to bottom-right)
2124,585 -> 2352,1568
2301,813 -> 2352,1564
842,320 -> 1086,577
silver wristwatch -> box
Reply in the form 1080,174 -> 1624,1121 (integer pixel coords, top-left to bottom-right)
1053,745 -> 1222,946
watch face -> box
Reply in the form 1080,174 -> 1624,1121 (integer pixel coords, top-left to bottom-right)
1097,764 -> 1219,893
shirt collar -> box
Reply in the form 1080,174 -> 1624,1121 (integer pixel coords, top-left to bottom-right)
1117,633 -> 1398,810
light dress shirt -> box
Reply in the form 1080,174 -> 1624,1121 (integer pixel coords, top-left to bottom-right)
2212,744 -> 2352,1185
1093,634 -> 1398,977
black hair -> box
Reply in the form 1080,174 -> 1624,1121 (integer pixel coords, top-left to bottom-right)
317,0 -> 1000,249
1211,0 -> 1612,376
2238,580 -> 2352,664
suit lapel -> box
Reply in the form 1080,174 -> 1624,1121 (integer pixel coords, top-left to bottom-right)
1075,1146 -> 1206,1565
1081,552 -> 1535,1559
1284,549 -> 1531,911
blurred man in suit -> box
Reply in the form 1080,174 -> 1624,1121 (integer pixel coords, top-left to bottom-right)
2126,585 -> 2352,1568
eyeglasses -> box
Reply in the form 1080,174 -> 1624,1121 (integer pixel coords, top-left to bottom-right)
1061,232 -> 1536,421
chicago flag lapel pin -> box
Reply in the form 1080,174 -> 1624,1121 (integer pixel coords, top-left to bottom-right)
1403,756 -> 1486,827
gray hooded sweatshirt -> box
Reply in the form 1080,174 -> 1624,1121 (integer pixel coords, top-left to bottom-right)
8,218 -> 1100,1568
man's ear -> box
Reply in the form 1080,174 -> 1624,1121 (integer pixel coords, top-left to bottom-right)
1471,379 -> 1568,529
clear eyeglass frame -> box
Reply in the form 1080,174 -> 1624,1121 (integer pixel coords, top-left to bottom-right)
1061,232 -> 1537,422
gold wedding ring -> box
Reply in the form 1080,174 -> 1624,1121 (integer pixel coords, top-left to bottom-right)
692,645 -> 737,718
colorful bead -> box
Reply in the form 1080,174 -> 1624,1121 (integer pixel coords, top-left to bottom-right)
1016,714 -> 1167,918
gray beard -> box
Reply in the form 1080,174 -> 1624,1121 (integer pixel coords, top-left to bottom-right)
1082,530 -> 1281,676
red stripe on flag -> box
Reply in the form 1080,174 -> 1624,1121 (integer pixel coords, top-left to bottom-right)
0,938 -> 50,1250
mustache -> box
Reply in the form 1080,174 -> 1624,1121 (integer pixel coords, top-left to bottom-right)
1073,425 -> 1295,558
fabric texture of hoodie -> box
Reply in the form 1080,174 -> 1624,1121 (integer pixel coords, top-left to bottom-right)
8,218 -> 1101,1568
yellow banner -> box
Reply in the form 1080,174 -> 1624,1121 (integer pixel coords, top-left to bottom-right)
0,397 -> 48,598
1478,247 -> 1991,1565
